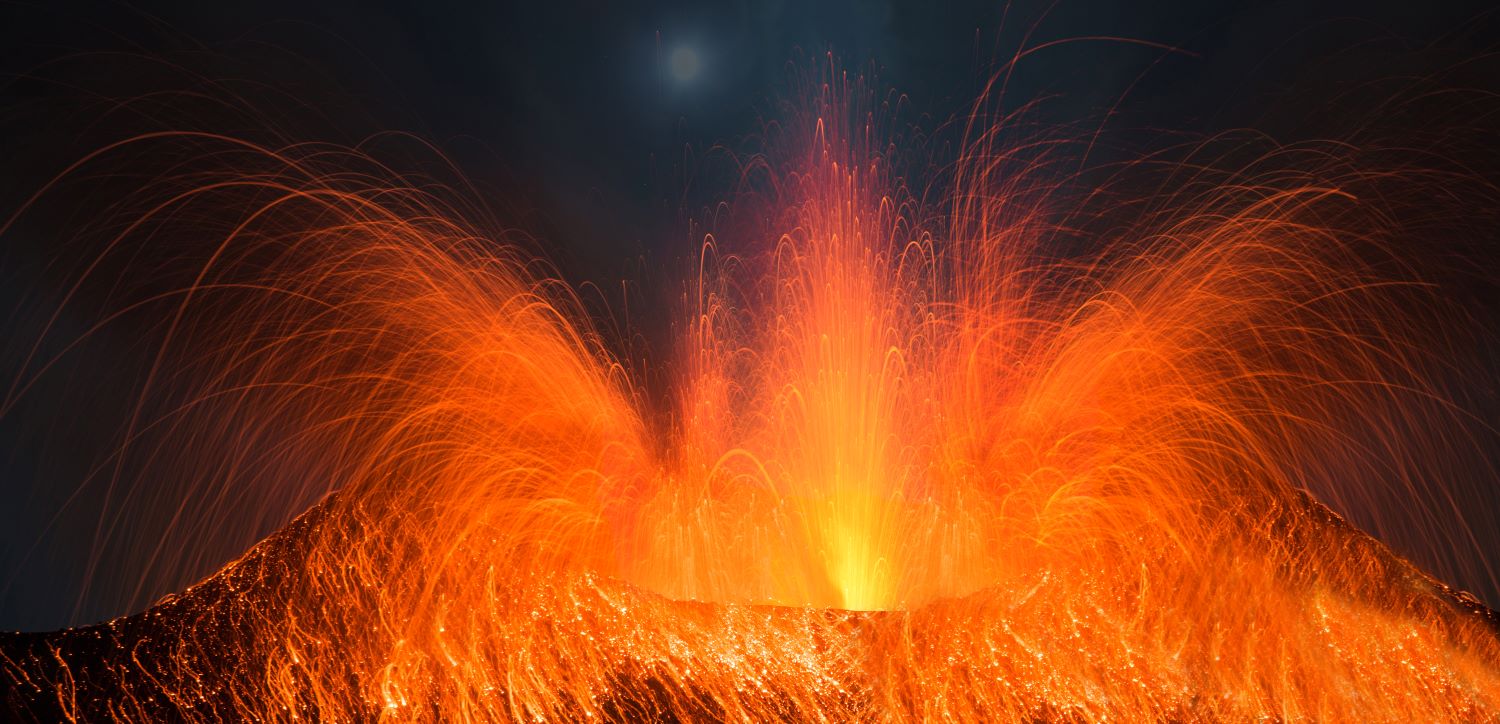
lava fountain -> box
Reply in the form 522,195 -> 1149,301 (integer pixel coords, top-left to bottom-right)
1,65 -> 1498,721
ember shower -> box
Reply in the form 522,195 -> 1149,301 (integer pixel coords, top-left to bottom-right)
3,31 -> 1500,724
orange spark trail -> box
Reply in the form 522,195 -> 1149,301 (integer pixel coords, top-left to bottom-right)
2,67 -> 1499,721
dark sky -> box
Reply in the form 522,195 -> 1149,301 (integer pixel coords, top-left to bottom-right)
7,0 -> 1493,282
1,0 -> 1497,630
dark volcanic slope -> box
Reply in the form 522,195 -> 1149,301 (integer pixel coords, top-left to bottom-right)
3,490 -> 1497,721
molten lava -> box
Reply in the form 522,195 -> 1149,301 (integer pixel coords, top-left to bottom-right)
2,69 -> 1498,721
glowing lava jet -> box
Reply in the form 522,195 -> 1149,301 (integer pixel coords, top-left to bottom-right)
2,70 -> 1499,721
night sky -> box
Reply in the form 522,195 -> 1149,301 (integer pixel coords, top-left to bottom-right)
2,0 -> 1498,631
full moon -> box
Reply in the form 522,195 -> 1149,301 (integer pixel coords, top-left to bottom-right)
669,46 -> 700,83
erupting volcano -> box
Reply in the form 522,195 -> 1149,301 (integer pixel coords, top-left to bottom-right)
2,36 -> 1500,723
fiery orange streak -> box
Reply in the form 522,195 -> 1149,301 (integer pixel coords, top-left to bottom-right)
1,67 -> 1498,721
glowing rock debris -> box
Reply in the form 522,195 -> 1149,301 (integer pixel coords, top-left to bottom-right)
1,70 -> 1498,721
